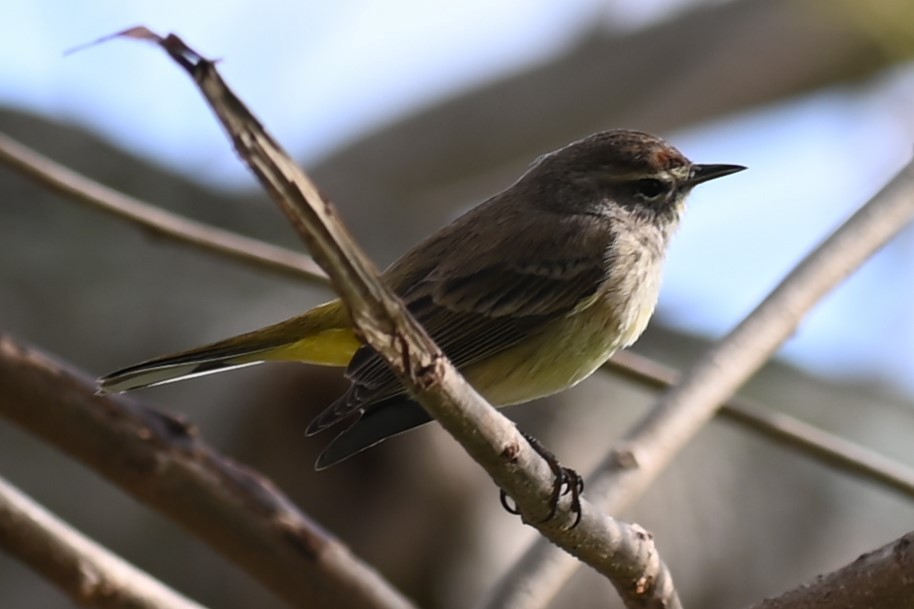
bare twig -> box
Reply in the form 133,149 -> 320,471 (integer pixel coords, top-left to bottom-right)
748,531 -> 914,609
0,132 -> 329,286
609,351 -> 914,500
0,335 -> 415,609
126,29 -> 682,609
482,156 -> 914,609
0,474 -> 208,609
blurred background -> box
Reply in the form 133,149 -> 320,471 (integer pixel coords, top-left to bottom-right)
2,0 -> 914,607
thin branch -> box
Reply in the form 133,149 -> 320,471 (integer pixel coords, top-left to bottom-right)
315,0 -> 914,211
748,531 -> 914,609
481,156 -> 914,609
0,335 -> 415,609
6,115 -> 913,509
0,132 -> 329,286
124,29 -> 683,609
0,474 -> 208,609
609,351 -> 914,500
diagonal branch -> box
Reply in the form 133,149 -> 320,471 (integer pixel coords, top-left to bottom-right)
0,132 -> 328,286
748,531 -> 914,609
0,474 -> 208,609
0,334 -> 415,609
609,351 -> 914,500
122,29 -> 682,609
481,155 -> 914,609
314,0 -> 914,208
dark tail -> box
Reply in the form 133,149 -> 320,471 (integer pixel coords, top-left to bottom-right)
314,398 -> 432,470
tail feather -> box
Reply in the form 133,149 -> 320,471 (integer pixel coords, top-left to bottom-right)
315,399 -> 432,469
99,299 -> 354,393
98,348 -> 273,393
99,356 -> 265,394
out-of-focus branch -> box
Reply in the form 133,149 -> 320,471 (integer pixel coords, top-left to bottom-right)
481,156 -> 914,609
314,0 -> 914,212
138,30 -> 682,609
748,531 -> 914,609
609,351 -> 914,500
0,132 -> 329,286
0,335 -> 415,609
6,128 -> 913,508
0,475 -> 208,609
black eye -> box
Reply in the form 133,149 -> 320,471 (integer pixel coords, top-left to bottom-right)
634,178 -> 670,200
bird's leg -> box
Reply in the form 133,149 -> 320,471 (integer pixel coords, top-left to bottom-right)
499,432 -> 584,528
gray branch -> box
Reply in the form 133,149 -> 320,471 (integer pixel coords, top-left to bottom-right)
0,474 -> 208,609
314,0 -> 914,215
0,132 -> 328,286
0,335 -> 416,609
748,531 -> 914,609
609,351 -> 914,500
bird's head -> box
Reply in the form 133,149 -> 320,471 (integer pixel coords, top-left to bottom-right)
524,129 -> 745,224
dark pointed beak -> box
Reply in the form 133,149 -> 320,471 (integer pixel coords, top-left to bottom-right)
687,164 -> 746,186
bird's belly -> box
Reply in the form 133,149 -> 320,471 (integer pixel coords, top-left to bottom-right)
462,293 -> 653,406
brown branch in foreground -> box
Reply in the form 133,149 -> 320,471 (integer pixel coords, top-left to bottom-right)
117,29 -> 682,609
481,156 -> 914,609
0,335 -> 415,609
5,131 -> 914,506
749,531 -> 914,609
0,475 -> 208,609
0,132 -> 329,286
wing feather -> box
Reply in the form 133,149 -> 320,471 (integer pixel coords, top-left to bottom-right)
306,203 -> 617,434
306,260 -> 605,433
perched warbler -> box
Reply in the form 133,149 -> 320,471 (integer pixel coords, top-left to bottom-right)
101,130 -> 744,475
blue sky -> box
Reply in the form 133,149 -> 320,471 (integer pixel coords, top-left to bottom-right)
4,0 -> 914,395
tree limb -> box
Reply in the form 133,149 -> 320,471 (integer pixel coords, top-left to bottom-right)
0,335 -> 415,609
609,351 -> 914,500
0,132 -> 328,286
748,531 -> 914,609
0,474 -> 208,609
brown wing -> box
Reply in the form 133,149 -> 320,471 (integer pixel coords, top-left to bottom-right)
305,197 -> 616,434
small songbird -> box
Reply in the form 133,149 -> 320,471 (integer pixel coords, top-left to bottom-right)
100,130 -> 743,472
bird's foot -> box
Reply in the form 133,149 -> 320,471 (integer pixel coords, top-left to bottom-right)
500,432 -> 583,528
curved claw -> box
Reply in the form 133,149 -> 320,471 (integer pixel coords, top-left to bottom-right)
497,433 -> 585,528
500,489 -> 519,514
562,467 -> 584,528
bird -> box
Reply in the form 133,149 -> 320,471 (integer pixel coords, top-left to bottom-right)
100,130 -> 744,477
